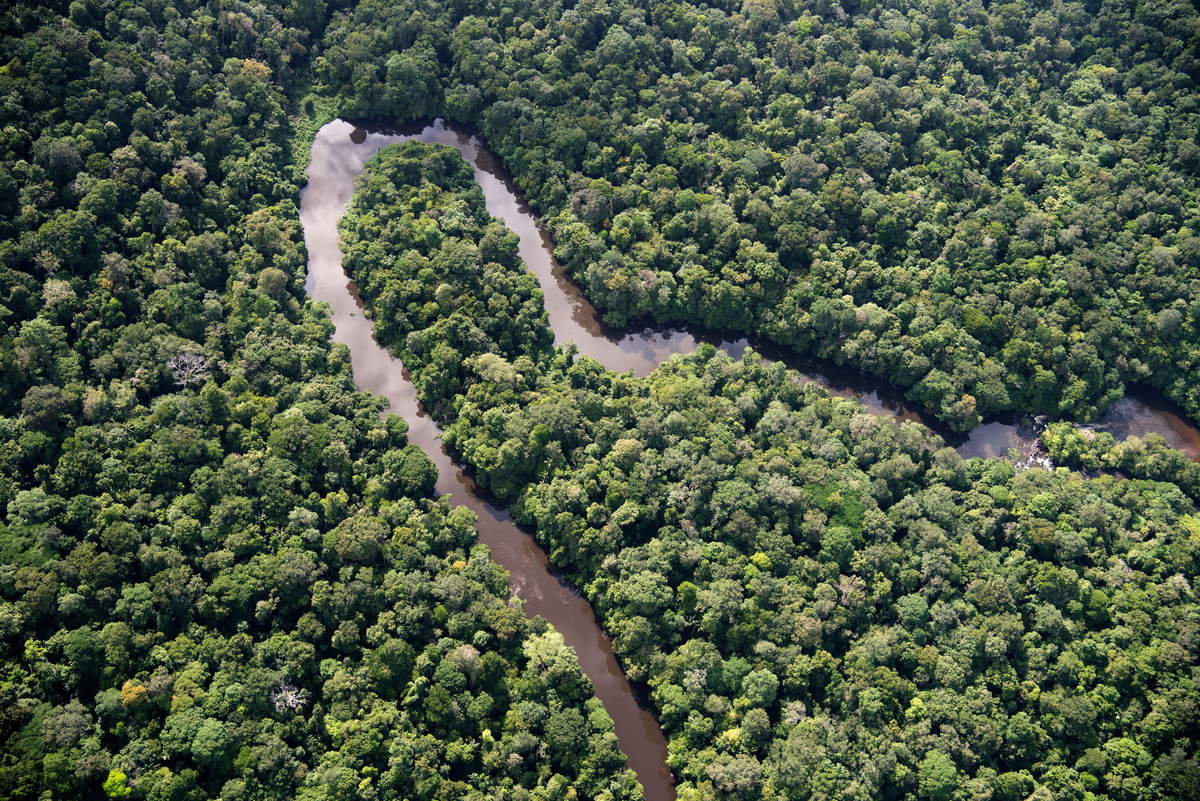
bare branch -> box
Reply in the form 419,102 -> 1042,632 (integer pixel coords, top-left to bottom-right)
269,681 -> 309,714
167,353 -> 210,387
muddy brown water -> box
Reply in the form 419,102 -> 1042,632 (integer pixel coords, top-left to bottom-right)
301,119 -> 677,800
300,117 -> 1200,801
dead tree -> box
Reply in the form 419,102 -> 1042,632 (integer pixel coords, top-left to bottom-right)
269,681 -> 310,714
167,352 -> 210,387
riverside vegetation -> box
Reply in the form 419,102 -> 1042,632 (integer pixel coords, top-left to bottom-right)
338,139 -> 1200,800
1,0 -> 1199,800
316,0 -> 1200,433
0,2 -> 640,800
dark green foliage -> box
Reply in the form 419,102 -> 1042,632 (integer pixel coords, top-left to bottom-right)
438,348 -> 1200,801
338,141 -> 554,420
0,325 -> 637,801
4,0 -> 1200,800
351,146 -> 1200,801
1044,421 -> 1200,498
0,4 -> 638,800
316,0 -> 1200,433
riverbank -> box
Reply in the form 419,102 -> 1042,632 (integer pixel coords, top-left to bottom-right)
300,119 -> 676,800
303,116 -> 1200,801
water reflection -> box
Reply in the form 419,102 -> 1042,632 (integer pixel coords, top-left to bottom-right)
1094,388 -> 1200,460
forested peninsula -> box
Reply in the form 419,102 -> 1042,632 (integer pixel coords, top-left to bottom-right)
1,1 -> 1199,801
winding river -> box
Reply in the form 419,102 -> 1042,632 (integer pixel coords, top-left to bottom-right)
300,117 -> 1200,801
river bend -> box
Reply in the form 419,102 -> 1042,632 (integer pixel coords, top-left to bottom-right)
301,118 -> 677,800
299,117 -> 1200,801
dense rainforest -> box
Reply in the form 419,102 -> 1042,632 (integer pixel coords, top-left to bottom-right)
0,1 -> 640,800
1,0 -> 1199,801
316,0 -> 1200,432
340,139 -> 1200,801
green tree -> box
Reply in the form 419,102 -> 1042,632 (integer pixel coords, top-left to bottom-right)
919,751 -> 958,801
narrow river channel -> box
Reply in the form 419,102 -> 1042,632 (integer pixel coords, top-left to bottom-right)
300,117 -> 1200,801
300,118 -> 678,800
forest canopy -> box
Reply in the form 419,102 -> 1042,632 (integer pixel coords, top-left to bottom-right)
315,0 -> 1200,432
339,140 -> 1200,801
0,0 -> 1199,800
0,2 -> 639,800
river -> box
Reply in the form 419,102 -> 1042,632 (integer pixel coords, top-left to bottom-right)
300,117 -> 1200,801
301,118 -> 678,800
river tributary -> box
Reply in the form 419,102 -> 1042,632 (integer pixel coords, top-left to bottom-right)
300,117 -> 1200,801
